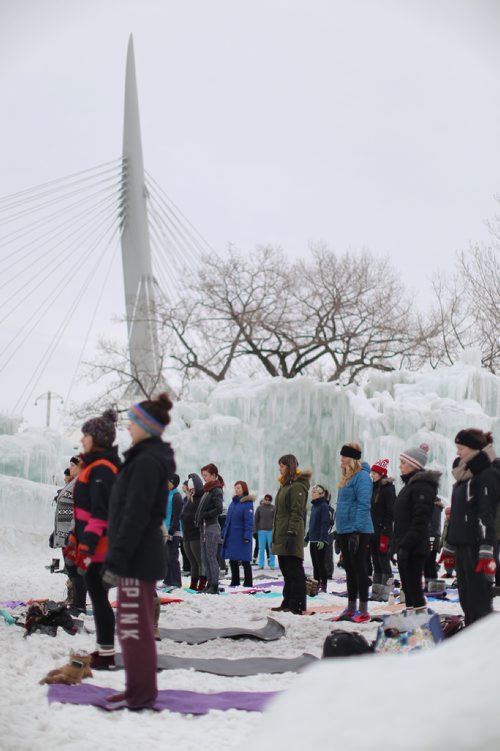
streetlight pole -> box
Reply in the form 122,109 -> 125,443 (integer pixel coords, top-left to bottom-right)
34,391 -> 64,427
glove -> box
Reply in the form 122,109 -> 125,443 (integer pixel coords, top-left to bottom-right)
285,532 -> 296,554
379,534 -> 389,554
397,547 -> 409,564
101,569 -> 120,590
63,532 -> 78,565
76,544 -> 93,576
348,534 -> 359,555
438,550 -> 455,570
475,546 -> 496,583
315,541 -> 326,551
48,532 -> 55,549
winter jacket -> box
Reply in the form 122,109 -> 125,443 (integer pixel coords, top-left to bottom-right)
53,478 -> 77,548
335,462 -> 374,535
106,437 -> 175,581
428,498 -> 445,551
221,495 -> 255,561
307,496 -> 330,543
180,473 -> 203,541
73,447 -> 121,563
370,477 -> 395,538
254,502 -> 275,531
447,448 -> 499,549
195,480 -> 224,528
271,469 -> 311,559
393,469 -> 441,557
165,489 -> 183,536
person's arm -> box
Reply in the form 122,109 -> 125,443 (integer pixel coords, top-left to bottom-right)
353,472 -> 373,531
80,465 -> 116,554
244,504 -> 254,542
319,504 -> 330,542
202,489 -> 223,521
287,484 -> 307,535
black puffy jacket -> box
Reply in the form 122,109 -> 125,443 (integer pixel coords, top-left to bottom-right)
393,469 -> 441,556
106,437 -> 176,581
448,449 -> 498,548
370,478 -> 396,537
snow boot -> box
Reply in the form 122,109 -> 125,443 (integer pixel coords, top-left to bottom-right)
371,573 -> 382,599
376,575 -> 394,602
40,651 -> 92,685
197,576 -> 207,592
90,649 -> 116,670
205,584 -> 220,595
188,577 -> 199,591
153,595 -> 161,641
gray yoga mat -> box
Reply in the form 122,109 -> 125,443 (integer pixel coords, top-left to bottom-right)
114,652 -> 317,676
158,616 -> 285,644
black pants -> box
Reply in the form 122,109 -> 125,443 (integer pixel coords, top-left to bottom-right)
324,533 -> 335,579
455,544 -> 493,626
310,543 -> 328,586
369,537 -> 392,577
424,550 -> 438,580
163,538 -> 182,587
278,555 -> 306,613
85,562 -> 115,647
183,539 -> 201,580
398,553 -> 426,608
229,560 -> 253,587
339,534 -> 371,603
66,561 -> 87,612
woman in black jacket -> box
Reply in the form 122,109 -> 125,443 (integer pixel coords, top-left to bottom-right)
195,463 -> 224,594
369,458 -> 395,601
393,443 -> 441,611
103,393 -> 175,710
442,429 -> 499,625
180,472 -> 204,591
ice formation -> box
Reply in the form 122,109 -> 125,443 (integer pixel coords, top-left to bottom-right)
0,425 -> 73,485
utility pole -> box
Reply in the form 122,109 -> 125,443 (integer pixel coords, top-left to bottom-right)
34,391 -> 64,427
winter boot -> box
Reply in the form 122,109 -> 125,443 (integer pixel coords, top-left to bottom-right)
197,576 -> 207,592
376,576 -> 394,602
40,651 -> 92,685
205,583 -> 220,595
153,595 -> 161,641
90,648 -> 116,670
188,577 -> 199,591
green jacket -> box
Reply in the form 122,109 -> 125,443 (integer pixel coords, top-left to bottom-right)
271,470 -> 311,559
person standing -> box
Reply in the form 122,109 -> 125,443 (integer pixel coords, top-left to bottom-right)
222,481 -> 254,587
369,458 -> 395,602
334,443 -> 373,623
393,443 -> 440,613
442,429 -> 499,625
71,409 -> 120,669
162,474 -> 183,588
305,484 -> 330,592
196,463 -> 224,594
254,494 -> 276,570
180,473 -> 204,591
271,454 -> 310,615
103,393 -> 175,709
424,495 -> 445,588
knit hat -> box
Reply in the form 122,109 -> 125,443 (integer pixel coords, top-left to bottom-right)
127,392 -> 173,438
454,429 -> 491,450
370,458 -> 389,477
400,443 -> 429,470
81,409 -> 118,449
70,455 -> 80,466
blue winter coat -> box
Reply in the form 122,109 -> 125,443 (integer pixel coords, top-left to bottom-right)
308,497 -> 330,543
335,462 -> 374,534
221,495 -> 254,561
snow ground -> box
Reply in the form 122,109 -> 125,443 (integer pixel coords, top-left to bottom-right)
2,529 -> 493,751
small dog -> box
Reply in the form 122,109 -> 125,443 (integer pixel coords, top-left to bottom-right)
40,651 -> 92,685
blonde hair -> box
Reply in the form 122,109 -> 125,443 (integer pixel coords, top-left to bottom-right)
338,442 -> 363,488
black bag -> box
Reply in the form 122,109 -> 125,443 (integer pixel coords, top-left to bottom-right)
322,629 -> 373,658
23,601 -> 78,637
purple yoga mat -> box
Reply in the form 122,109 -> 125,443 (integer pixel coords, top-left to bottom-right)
47,684 -> 279,713
252,580 -> 284,589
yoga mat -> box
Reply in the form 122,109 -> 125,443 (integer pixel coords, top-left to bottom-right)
158,616 -> 285,644
47,684 -> 279,713
114,652 -> 317,676
110,596 -> 183,608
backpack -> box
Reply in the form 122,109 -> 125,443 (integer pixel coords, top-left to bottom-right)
322,629 -> 373,658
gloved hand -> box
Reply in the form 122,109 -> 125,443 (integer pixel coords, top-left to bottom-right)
475,546 -> 497,583
101,569 -> 120,590
48,532 -> 55,549
315,541 -> 326,551
76,544 -> 92,576
397,547 -> 409,564
438,549 -> 455,571
379,534 -> 389,554
348,534 -> 359,555
285,532 -> 296,554
63,532 -> 78,564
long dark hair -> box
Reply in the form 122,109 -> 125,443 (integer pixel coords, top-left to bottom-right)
278,454 -> 298,483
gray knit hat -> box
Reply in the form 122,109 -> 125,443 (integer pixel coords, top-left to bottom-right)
81,409 -> 117,449
400,443 -> 429,470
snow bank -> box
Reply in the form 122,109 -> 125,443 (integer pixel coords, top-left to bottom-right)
0,474 -> 55,551
0,427 -> 73,484
249,613 -> 500,751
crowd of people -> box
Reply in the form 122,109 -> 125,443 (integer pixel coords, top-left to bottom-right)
49,394 -> 500,709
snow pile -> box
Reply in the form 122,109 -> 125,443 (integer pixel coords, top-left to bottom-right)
167,360 -> 500,499
251,613 -> 500,751
0,427 -> 73,484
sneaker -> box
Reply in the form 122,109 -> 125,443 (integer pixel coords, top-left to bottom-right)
90,651 -> 116,670
332,609 -> 355,622
351,611 -> 371,623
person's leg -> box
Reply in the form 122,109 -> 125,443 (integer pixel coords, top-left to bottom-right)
310,542 -> 320,582
229,560 -> 240,586
65,562 -> 87,612
84,563 -> 115,659
170,537 -> 182,587
265,531 -> 276,568
457,545 -> 493,625
277,555 -> 291,608
183,541 -> 198,588
257,530 -> 267,568
286,556 -> 306,613
324,533 -> 334,579
116,578 -> 157,707
407,554 -> 426,609
397,553 -> 412,607
253,533 -> 259,563
242,560 -> 253,587
316,544 -> 328,589
162,540 -> 170,585
205,527 -> 220,588
339,535 -> 358,611
352,534 -> 370,611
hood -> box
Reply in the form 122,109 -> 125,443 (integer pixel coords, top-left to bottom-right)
466,445 -> 496,476
123,436 -> 171,468
188,472 -> 204,494
233,494 -> 255,503
380,476 -> 395,485
278,468 -> 313,487
361,461 -> 371,473
408,469 -> 442,488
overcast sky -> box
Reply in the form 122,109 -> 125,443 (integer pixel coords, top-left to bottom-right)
1,0 -> 499,427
